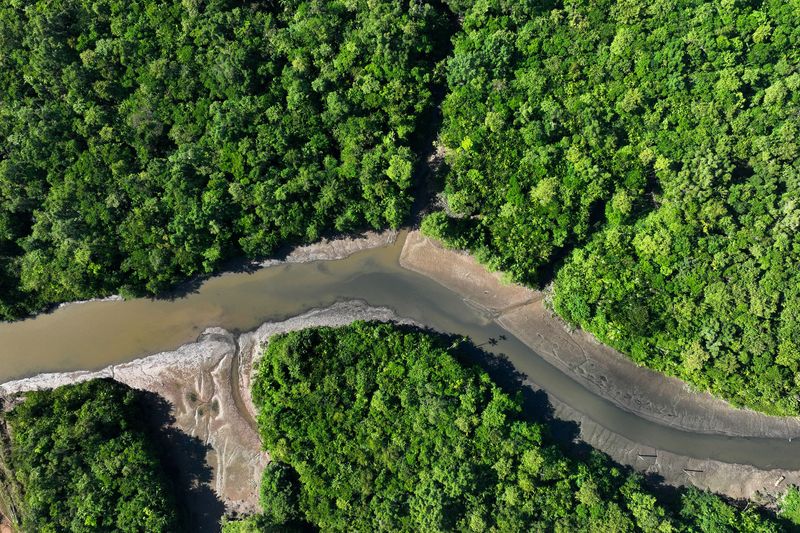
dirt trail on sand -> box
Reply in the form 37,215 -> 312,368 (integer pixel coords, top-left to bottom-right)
400,230 -> 800,500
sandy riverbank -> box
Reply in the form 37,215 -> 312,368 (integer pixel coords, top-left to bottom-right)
399,230 -> 800,500
0,301 -> 413,526
4,227 -> 800,507
1,230 -> 404,527
47,230 -> 398,315
257,229 -> 398,266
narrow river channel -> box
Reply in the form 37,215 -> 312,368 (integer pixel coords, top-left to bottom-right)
2,233 -> 799,471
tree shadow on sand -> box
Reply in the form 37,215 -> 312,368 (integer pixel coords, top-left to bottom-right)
138,391 -> 225,532
407,327 -> 680,499
436,331 -> 586,449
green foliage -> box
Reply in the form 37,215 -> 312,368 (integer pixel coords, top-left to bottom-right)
0,416 -> 24,530
780,486 -> 800,526
221,516 -> 266,533
220,515 -> 298,533
0,0 -> 450,319
238,322 -> 777,531
3,379 -> 178,532
434,0 -> 800,414
258,463 -> 302,526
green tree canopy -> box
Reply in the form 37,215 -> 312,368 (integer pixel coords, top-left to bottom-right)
429,0 -> 800,414
0,0 -> 450,319
3,379 -> 178,532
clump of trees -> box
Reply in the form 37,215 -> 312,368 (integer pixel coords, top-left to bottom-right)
232,322 -> 781,531
0,0 -> 450,320
2,0 -> 798,421
1,379 -> 178,532
780,486 -> 800,526
429,0 -> 800,414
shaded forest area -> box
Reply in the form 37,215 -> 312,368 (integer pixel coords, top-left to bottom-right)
2,0 -> 799,413
0,380 -> 178,532
231,322 -> 794,531
0,0 -> 453,318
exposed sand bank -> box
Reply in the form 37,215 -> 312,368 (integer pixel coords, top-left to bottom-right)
399,230 -> 800,500
257,229 -> 397,266
0,301 -> 413,523
0,231 -> 405,528
48,230 -> 398,315
4,227 -> 799,509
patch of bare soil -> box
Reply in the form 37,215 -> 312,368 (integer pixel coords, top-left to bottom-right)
258,229 -> 398,266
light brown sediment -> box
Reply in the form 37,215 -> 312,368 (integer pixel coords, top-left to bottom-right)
0,229 -> 401,383
257,229 -> 398,266
49,230 -> 398,315
0,302 -> 414,518
4,228 -> 800,505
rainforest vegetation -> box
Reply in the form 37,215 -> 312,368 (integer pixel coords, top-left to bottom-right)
0,331 -> 797,531
2,0 -> 800,529
427,0 -> 800,415
228,322 -> 785,532
0,379 -> 178,532
0,0 -> 450,319
2,0 -> 799,416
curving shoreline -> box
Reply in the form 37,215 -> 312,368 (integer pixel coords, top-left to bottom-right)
47,230 -> 398,316
5,298 -> 798,504
399,231 -> 800,500
0,301 -> 413,519
399,231 -> 800,440
3,229 -> 800,504
0,231 -> 402,523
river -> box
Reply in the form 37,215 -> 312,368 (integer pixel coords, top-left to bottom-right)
1,232 -> 799,471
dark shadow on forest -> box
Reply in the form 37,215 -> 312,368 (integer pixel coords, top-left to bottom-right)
138,390 -> 225,533
405,0 -> 457,227
149,0 -> 460,305
147,11 -> 455,306
436,330 -> 588,451
391,324 -> 726,511
389,323 -> 587,447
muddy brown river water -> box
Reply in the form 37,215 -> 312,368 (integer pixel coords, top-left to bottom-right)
2,233 -> 800,471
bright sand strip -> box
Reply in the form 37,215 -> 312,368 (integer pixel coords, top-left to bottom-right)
0,230 -> 403,522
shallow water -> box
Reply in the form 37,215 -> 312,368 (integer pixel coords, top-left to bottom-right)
2,233 -> 799,470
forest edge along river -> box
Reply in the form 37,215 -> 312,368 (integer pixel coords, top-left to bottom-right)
2,230 -> 800,502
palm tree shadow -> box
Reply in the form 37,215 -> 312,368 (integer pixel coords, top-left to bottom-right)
138,390 -> 225,532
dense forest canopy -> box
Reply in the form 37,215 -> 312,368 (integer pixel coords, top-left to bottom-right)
2,0 -> 800,528
0,0 -> 797,420
0,0 -> 450,319
230,322 -> 783,531
0,379 -> 177,532
427,0 -> 800,414
3,0 -> 800,416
